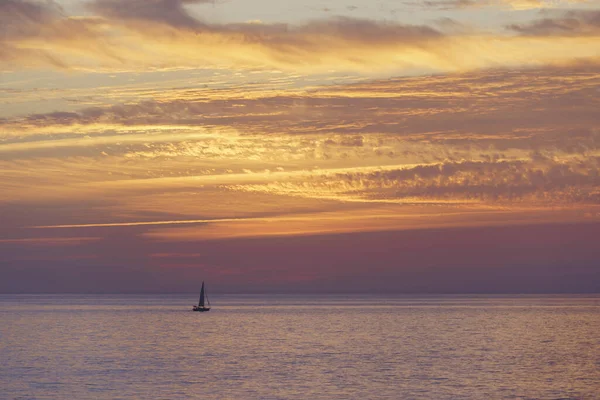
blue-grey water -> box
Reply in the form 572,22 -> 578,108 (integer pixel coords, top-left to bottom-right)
1,295 -> 599,399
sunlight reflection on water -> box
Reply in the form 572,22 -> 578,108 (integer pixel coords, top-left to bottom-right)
1,295 -> 599,399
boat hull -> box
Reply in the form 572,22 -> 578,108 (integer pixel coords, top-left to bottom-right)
193,306 -> 211,312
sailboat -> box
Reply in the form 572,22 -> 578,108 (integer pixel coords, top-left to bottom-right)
193,281 -> 211,312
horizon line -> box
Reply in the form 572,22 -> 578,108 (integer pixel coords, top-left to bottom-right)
2,292 -> 599,295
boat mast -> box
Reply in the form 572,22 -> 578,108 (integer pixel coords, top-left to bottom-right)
199,281 -> 205,307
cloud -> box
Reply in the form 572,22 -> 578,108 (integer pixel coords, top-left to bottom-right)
0,236 -> 101,245
500,0 -> 592,9
508,10 -> 600,36
138,206 -> 600,241
0,0 -> 67,66
0,1 -> 448,71
1,0 -> 600,72
89,0 -> 213,29
3,65 -> 599,158
227,157 -> 600,206
415,0 -> 592,10
1,64 -> 598,222
1,64 -> 599,241
0,0 -> 63,35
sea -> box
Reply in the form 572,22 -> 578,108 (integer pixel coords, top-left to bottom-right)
1,295 -> 599,399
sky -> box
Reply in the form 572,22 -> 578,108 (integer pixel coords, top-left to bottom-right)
1,0 -> 600,293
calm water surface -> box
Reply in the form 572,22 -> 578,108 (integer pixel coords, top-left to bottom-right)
1,295 -> 599,399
